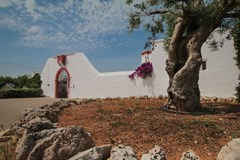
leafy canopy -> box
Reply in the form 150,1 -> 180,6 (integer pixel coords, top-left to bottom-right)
126,0 -> 240,48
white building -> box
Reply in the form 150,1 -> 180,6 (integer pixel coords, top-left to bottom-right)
41,34 -> 238,99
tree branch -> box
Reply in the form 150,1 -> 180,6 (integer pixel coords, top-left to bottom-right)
225,13 -> 240,19
148,10 -> 168,15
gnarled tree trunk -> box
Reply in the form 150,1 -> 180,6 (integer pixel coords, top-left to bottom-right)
165,18 -> 213,112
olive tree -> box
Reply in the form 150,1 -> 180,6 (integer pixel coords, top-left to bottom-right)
127,0 -> 240,112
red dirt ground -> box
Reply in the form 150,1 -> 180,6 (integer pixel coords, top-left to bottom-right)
58,98 -> 240,160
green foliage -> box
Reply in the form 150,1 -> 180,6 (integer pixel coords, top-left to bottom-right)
0,76 -> 15,86
129,12 -> 141,30
126,0 -> 240,49
27,73 -> 42,88
0,73 -> 41,89
15,75 -> 28,88
0,88 -> 43,98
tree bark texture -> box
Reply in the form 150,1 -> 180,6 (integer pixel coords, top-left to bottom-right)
164,1 -> 240,112
165,18 -> 213,112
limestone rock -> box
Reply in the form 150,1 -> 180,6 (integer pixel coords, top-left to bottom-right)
107,145 -> 137,160
13,100 -> 76,136
217,138 -> 240,160
227,97 -> 236,103
16,130 -> 37,160
69,145 -> 112,160
141,145 -> 166,160
15,99 -> 77,128
16,126 -> 95,160
14,108 -> 58,132
181,150 -> 200,160
21,117 -> 55,132
13,100 -> 86,160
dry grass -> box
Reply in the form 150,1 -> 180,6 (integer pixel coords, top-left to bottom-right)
0,127 -> 17,160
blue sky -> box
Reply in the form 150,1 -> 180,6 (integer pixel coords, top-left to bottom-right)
0,0 -> 163,77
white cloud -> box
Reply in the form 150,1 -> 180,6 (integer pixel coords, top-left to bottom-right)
25,0 -> 40,21
0,0 -> 23,8
0,0 -> 12,8
27,25 -> 41,34
0,0 -> 133,52
0,15 -> 26,30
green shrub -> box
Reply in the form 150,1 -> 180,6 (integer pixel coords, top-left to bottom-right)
0,88 -> 43,98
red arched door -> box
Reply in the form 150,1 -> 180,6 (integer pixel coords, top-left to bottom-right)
55,68 -> 70,98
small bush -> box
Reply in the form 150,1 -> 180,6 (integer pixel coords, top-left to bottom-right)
0,88 -> 43,98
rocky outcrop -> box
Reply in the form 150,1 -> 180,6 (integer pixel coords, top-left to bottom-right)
141,145 -> 167,160
201,96 -> 237,103
181,150 -> 200,160
217,138 -> 240,160
107,145 -> 137,160
15,125 -> 94,160
69,145 -> 112,160
13,100 -> 77,136
21,117 -> 55,132
13,100 -> 95,160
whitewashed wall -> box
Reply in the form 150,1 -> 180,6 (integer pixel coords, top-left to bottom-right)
41,46 -> 168,98
199,35 -> 238,98
41,34 -> 238,98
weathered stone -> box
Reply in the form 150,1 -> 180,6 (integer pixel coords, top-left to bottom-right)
210,96 -> 218,102
14,115 -> 56,136
203,96 -> 210,101
16,126 -> 95,160
107,145 -> 137,160
13,100 -> 76,136
16,130 -> 37,160
17,107 -> 58,125
181,150 -> 200,160
141,145 -> 166,160
217,138 -> 240,160
58,102 -> 70,110
69,145 -> 112,160
51,101 -> 62,107
227,97 -> 236,103
158,95 -> 164,99
217,98 -> 224,103
39,104 -> 49,110
68,100 -> 78,106
21,117 -> 55,132
13,100 -> 89,160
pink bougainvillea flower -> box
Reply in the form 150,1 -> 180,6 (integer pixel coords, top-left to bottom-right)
129,62 -> 153,79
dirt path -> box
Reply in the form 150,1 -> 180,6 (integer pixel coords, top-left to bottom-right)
0,97 -> 59,129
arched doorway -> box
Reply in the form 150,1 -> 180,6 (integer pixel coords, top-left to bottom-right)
55,68 -> 70,98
